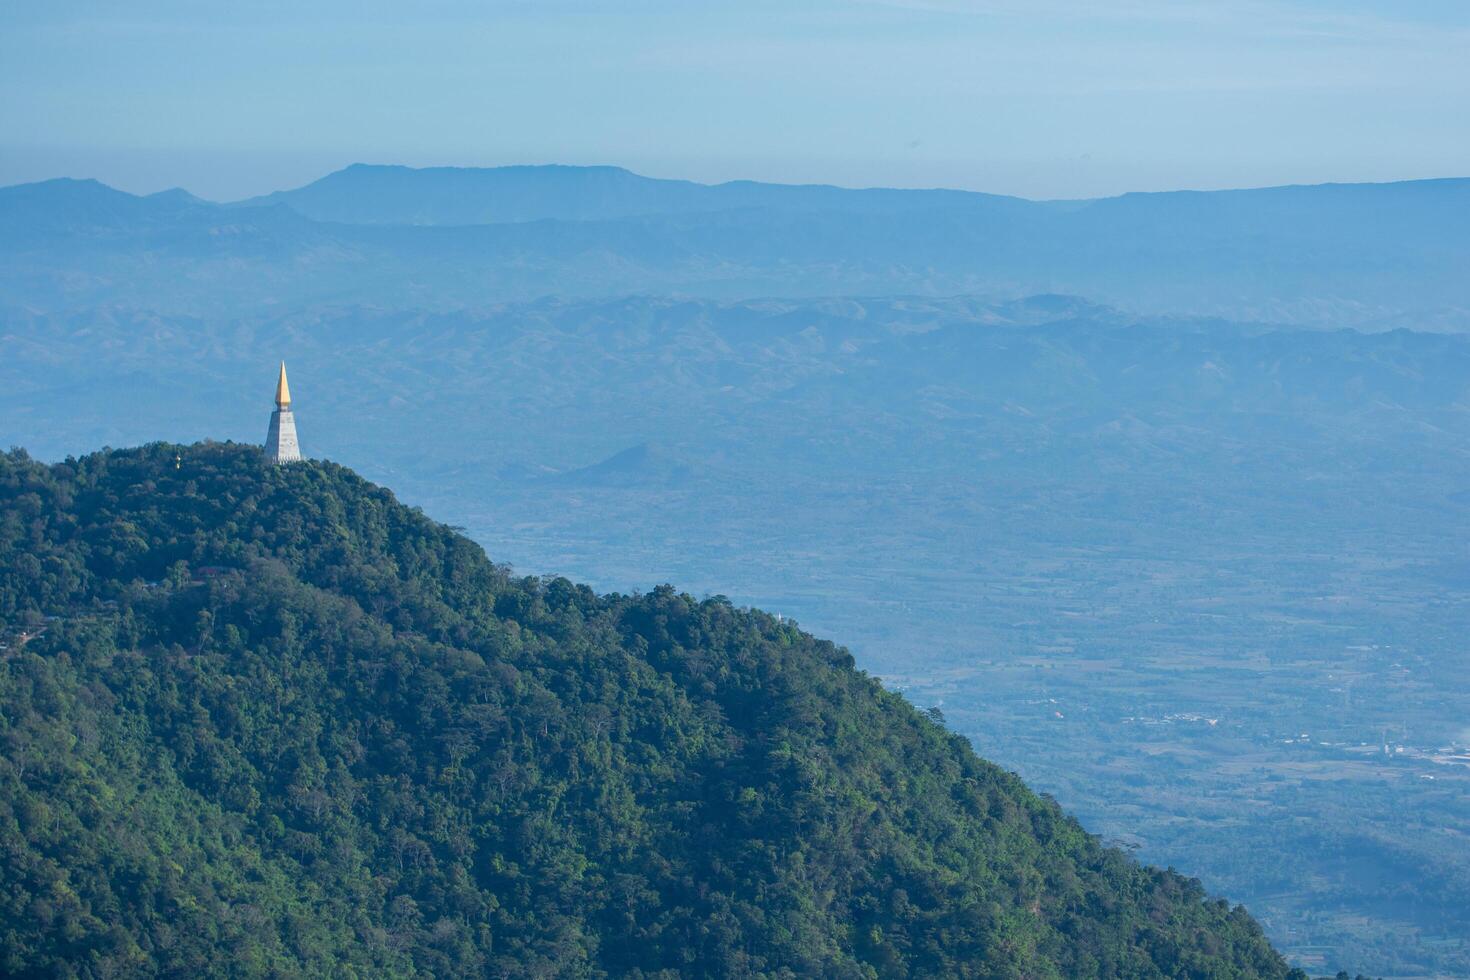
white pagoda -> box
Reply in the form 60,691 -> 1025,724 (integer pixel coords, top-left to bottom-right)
264,362 -> 303,464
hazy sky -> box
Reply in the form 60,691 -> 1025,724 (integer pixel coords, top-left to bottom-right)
2,0 -> 1467,200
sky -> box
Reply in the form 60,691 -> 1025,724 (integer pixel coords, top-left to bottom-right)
2,0 -> 1468,201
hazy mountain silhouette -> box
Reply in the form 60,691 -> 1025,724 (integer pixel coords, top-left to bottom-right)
3,166 -> 1469,325
544,442 -> 697,489
236,162 -> 1035,225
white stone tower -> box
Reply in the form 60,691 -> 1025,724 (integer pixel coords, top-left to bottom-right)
264,362 -> 303,464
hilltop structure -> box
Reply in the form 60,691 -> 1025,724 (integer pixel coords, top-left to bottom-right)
263,362 -> 302,464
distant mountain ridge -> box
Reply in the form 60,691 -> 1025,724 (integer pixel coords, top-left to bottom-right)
231,163 -> 1470,229
234,162 -> 1037,225
2,164 -> 1469,326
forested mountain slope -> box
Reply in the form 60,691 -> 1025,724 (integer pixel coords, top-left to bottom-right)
0,442 -> 1303,978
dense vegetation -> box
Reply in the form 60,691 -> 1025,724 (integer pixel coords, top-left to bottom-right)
1,442 -> 1307,978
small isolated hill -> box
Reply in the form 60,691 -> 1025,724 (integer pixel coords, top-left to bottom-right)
543,442 -> 697,490
0,442 -> 1308,977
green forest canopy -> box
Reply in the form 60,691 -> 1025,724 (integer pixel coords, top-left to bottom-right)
0,442 -> 1336,977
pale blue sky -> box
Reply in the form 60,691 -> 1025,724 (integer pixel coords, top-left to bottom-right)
2,0 -> 1467,200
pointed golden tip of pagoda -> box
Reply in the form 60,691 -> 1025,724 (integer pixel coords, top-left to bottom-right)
274,361 -> 292,408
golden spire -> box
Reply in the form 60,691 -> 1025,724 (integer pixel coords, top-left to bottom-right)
274,362 -> 292,409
